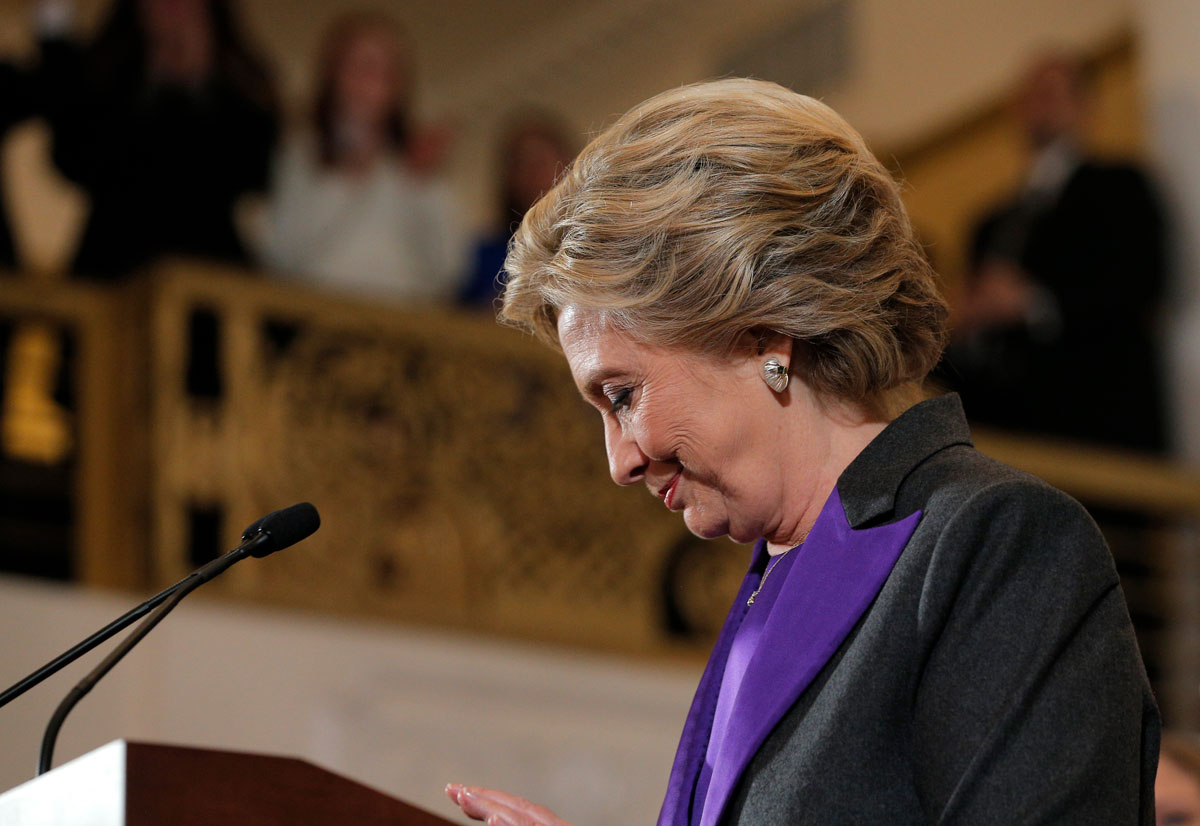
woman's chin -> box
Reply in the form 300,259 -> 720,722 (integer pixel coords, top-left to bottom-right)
682,510 -> 731,541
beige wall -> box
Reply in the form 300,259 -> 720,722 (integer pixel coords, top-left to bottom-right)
1,0 -> 1133,274
830,0 -> 1129,146
1139,0 -> 1200,465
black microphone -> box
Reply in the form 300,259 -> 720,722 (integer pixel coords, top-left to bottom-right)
188,502 -> 320,584
240,501 -> 320,559
14,503 -> 320,776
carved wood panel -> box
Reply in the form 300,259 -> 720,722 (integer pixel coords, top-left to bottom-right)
145,264 -> 746,652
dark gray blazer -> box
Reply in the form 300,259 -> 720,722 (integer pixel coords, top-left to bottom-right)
717,394 -> 1158,824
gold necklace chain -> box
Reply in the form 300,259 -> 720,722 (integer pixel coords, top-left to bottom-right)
747,546 -> 795,606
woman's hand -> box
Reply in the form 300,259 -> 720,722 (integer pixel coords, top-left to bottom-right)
445,784 -> 574,826
957,259 -> 1037,335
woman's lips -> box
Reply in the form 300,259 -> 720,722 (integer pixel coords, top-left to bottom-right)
661,472 -> 682,510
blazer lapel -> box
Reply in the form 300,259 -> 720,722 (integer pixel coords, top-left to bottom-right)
698,487 -> 922,826
657,558 -> 764,826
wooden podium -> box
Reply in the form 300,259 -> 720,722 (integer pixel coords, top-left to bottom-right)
0,740 -> 459,825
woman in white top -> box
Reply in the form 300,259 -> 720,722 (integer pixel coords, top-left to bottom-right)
261,13 -> 467,302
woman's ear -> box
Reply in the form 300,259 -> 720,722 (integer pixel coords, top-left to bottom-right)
751,330 -> 794,363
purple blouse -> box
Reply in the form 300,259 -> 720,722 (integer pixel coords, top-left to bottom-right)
690,547 -> 799,826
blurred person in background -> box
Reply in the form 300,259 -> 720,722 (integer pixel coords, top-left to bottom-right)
260,12 -> 468,303
37,0 -> 278,279
943,51 -> 1169,453
1158,733 -> 1200,826
459,111 -> 576,307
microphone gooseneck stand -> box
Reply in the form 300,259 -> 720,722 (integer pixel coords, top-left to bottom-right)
36,531 -> 271,775
0,575 -> 193,711
1,501 -> 321,778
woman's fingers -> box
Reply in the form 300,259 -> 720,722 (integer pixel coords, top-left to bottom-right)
444,784 -> 570,826
446,784 -> 516,823
446,786 -> 523,825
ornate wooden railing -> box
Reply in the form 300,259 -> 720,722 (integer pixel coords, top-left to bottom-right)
132,262 -> 718,653
2,262 -> 1199,722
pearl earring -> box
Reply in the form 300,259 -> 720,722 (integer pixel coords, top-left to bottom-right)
762,358 -> 789,393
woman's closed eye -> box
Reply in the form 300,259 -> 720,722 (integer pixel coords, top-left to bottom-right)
605,386 -> 633,413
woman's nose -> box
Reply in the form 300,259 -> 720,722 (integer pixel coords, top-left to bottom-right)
605,420 -> 648,486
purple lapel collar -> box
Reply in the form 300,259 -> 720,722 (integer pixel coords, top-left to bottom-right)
657,561 -> 763,826
698,487 -> 922,826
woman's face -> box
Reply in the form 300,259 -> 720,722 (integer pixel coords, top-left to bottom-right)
1158,754 -> 1200,826
335,30 -> 404,126
558,305 -> 832,548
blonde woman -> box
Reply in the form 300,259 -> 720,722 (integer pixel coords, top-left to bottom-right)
446,79 -> 1157,826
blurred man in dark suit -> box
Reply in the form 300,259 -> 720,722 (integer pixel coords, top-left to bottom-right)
946,52 -> 1169,453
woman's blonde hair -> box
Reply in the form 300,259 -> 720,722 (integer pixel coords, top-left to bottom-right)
501,78 -> 947,406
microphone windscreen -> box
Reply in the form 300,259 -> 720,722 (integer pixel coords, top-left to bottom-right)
243,502 -> 320,557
